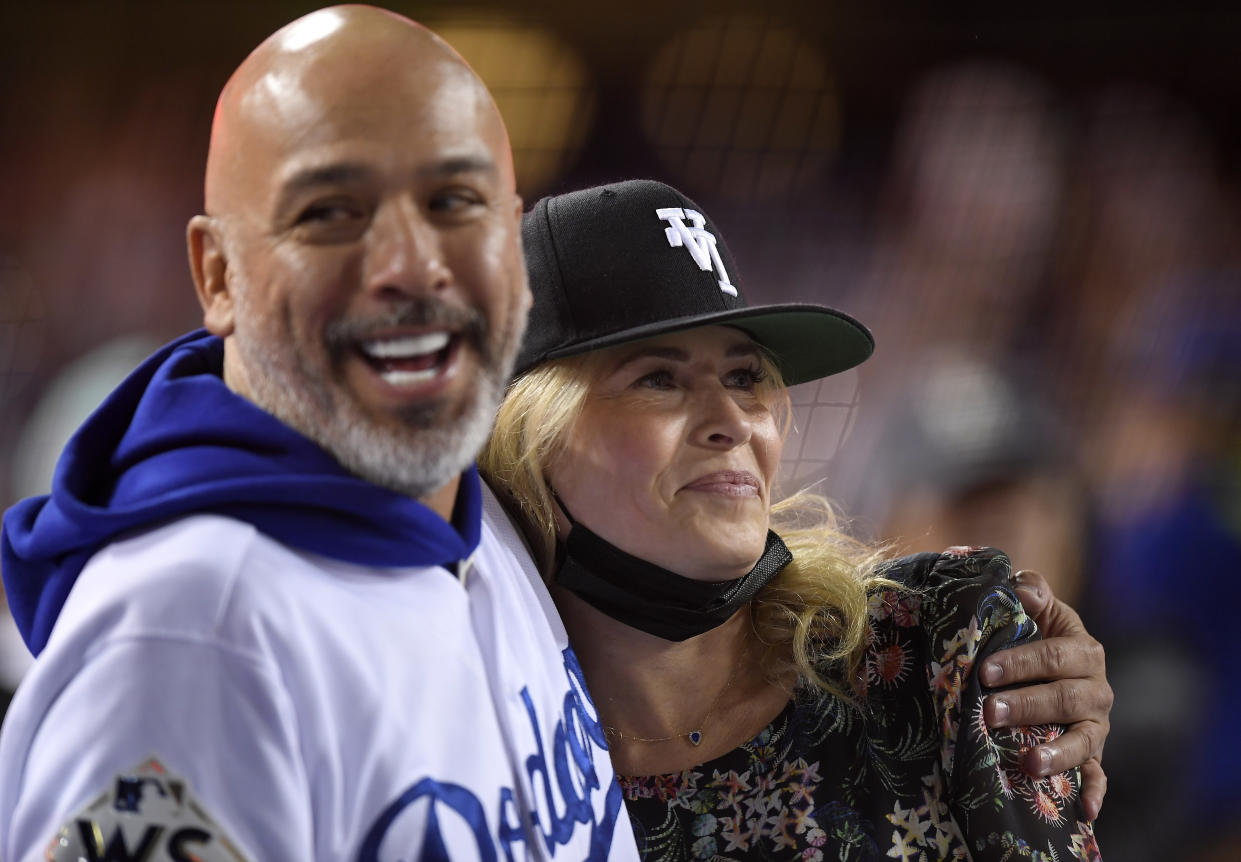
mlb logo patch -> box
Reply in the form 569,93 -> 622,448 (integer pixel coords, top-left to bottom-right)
44,756 -> 251,862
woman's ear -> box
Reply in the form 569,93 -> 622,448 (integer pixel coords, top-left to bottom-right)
187,215 -> 235,336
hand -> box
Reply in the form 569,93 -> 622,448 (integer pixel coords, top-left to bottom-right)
981,569 -> 1111,821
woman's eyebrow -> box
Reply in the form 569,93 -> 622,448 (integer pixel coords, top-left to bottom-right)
608,345 -> 690,372
726,342 -> 762,359
607,340 -> 760,374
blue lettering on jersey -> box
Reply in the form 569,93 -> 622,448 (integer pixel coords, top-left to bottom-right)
359,648 -> 623,860
357,778 -> 495,862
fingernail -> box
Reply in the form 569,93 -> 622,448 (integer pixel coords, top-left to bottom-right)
1011,570 -> 1044,600
991,697 -> 1009,722
1036,747 -> 1054,775
981,662 -> 1003,686
1014,583 -> 1044,603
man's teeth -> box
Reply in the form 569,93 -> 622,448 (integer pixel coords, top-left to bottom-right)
378,368 -> 439,387
360,332 -> 451,359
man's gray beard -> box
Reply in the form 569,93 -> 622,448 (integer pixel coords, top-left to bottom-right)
230,303 -> 521,502
305,366 -> 506,500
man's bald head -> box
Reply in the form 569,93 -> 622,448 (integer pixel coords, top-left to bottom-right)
204,4 -> 514,218
186,5 -> 530,515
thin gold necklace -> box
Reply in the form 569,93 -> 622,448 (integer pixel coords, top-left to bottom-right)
602,647 -> 749,747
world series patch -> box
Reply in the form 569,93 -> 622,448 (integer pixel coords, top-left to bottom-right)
45,756 -> 251,862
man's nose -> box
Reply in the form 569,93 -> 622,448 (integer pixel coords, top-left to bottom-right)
364,199 -> 452,299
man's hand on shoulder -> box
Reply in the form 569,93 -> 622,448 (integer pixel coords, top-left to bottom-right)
980,569 -> 1111,821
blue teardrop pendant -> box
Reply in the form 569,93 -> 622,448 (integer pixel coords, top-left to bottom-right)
687,730 -> 703,746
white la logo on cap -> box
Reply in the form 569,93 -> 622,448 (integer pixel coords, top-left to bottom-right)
655,207 -> 738,296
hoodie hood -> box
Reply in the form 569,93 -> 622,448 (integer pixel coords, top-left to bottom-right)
2,330 -> 481,656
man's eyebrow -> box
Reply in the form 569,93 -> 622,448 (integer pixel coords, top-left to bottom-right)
272,156 -> 500,218
417,154 -> 499,179
273,162 -> 375,215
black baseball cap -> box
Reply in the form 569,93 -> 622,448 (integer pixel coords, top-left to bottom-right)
514,179 -> 874,385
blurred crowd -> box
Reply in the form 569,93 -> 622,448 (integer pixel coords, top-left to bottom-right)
772,63 -> 1241,860
0,24 -> 1237,861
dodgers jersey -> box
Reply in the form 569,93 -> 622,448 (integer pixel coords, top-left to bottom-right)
0,331 -> 637,860
0,490 -> 635,860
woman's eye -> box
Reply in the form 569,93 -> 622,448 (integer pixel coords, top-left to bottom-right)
635,369 -> 676,390
724,366 -> 767,390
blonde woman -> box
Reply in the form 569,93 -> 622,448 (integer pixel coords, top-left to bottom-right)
482,180 -> 1105,860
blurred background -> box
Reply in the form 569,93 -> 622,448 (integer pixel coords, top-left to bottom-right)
2,0 -> 1238,856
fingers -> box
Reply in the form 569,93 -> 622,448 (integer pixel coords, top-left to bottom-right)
1022,712 -> 1105,766
998,568 -> 1109,821
980,634 -> 1106,689
1012,568 -> 1093,644
1011,569 -> 1052,619
985,675 -> 1113,729
1018,745 -> 1107,820
1077,758 -> 1106,821
1019,746 -> 1106,821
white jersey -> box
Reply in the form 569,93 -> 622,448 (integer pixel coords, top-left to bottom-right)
0,485 -> 637,861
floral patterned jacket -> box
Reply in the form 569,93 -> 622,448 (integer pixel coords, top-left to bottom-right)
618,547 -> 1102,861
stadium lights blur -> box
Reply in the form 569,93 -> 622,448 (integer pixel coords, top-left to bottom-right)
424,16 -> 597,199
641,14 -> 841,202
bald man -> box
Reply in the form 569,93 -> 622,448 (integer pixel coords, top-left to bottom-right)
0,7 -> 635,860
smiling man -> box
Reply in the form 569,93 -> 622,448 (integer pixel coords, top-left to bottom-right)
0,6 -> 632,860
192,13 -> 527,515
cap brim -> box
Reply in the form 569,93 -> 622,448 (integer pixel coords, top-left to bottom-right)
541,303 -> 873,386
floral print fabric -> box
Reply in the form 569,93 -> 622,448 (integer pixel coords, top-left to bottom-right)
618,547 -> 1102,861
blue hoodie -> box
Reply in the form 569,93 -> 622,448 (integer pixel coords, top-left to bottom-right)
1,330 -> 481,656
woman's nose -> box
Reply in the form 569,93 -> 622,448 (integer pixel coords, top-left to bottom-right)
691,386 -> 753,449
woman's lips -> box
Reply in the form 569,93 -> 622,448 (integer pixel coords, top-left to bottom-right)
683,470 -> 761,497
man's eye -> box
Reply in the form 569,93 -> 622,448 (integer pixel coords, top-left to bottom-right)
429,188 -> 484,213
296,201 -> 363,225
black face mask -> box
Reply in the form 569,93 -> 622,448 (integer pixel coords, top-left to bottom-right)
551,496 -> 793,642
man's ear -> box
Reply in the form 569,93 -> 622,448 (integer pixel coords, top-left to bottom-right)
187,215 -> 235,337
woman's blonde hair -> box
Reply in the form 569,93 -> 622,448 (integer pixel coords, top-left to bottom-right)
478,344 -> 893,699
